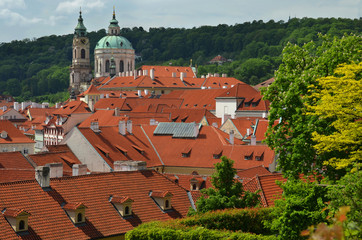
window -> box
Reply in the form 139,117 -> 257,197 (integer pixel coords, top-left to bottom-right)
125,206 -> 130,215
244,153 -> 253,160
74,49 -> 76,58
119,60 -> 124,72
81,49 -> 85,59
245,102 -> 251,107
23,149 -> 28,154
165,200 -> 169,208
192,184 -> 197,190
19,220 -> 25,230
106,60 -> 110,73
77,213 -> 83,223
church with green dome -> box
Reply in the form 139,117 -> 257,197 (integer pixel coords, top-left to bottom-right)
94,9 -> 136,78
70,8 -> 135,93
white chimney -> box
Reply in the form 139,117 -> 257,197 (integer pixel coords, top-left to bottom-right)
114,160 -> 147,172
46,163 -> 63,178
100,94 -> 104,99
138,70 -> 142,76
150,68 -> 155,80
119,120 -> 126,135
127,120 -> 133,134
31,102 -> 36,108
144,89 -> 149,95
222,73 -> 228,77
134,70 -> 137,79
89,99 -> 95,112
90,121 -> 100,132
214,73 -> 219,77
72,164 -> 87,176
106,94 -> 109,98
35,166 -> 50,188
172,72 -> 176,78
130,71 -> 133,76
212,122 -> 218,128
55,103 -> 60,109
180,72 -> 187,81
262,112 -> 267,119
246,128 -> 251,136
137,90 -> 142,97
114,107 -> 120,116
251,135 -> 256,145
143,69 -> 148,76
150,119 -> 156,125
201,75 -> 205,78
13,102 -> 19,111
229,130 -> 234,145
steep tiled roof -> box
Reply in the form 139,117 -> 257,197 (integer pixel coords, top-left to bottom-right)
202,77 -> 242,89
0,170 -> 192,239
77,125 -> 163,168
52,101 -> 91,115
0,151 -> 34,169
2,208 -> 30,218
0,169 -> 35,183
81,84 -> 100,95
0,120 -> 35,144
253,78 -> 275,91
236,165 -> 271,181
164,108 -> 216,123
29,150 -> 84,176
94,98 -> 129,110
243,173 -> 286,207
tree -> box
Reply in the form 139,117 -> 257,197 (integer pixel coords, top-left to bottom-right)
266,180 -> 329,240
306,63 -> 362,172
262,34 -> 362,178
192,156 -> 260,214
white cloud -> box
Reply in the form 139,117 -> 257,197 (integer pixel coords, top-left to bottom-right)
0,9 -> 42,26
56,0 -> 105,14
0,0 -> 25,8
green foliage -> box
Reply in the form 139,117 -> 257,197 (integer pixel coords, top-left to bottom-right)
266,180 -> 329,240
306,63 -> 362,172
194,156 -> 260,214
262,34 -> 362,179
126,208 -> 277,240
327,171 -> 362,238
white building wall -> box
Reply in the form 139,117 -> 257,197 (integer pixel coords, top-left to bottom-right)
0,143 -> 35,155
64,127 -> 112,172
215,98 -> 237,118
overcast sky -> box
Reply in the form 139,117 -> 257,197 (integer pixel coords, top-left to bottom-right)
0,0 -> 361,43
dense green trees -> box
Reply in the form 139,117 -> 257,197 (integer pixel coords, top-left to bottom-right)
190,156 -> 260,214
0,17 -> 361,99
262,34 -> 362,179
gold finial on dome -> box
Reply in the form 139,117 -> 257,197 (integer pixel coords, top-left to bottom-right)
113,6 -> 116,19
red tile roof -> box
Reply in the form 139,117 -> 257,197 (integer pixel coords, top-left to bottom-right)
151,190 -> 173,198
0,170 -> 192,239
140,65 -> 196,78
164,108 -> 216,123
253,78 -> 275,91
202,77 -> 242,89
110,196 -> 134,204
63,202 -> 87,210
0,151 -> 34,169
0,120 -> 35,144
0,169 -> 35,183
52,101 -> 91,115
236,165 -> 271,181
2,208 -> 30,218
81,84 -> 100,96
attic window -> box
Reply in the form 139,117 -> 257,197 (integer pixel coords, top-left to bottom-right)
213,149 -> 223,159
115,144 -> 128,156
63,202 -> 87,225
132,145 -> 144,154
244,102 -> 251,107
244,152 -> 253,160
150,190 -> 173,211
255,152 -> 264,161
110,195 -> 134,217
96,144 -> 110,157
2,208 -> 31,233
181,146 -> 192,158
185,104 -> 188,107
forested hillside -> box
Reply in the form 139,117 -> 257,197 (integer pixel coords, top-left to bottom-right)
0,17 -> 361,100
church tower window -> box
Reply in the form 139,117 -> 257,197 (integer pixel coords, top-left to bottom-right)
106,60 -> 110,73
74,49 -> 76,58
81,49 -> 85,59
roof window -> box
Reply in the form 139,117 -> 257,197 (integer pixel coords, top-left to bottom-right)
244,152 -> 253,160
63,202 -> 87,225
110,195 -> 134,217
150,190 -> 173,211
2,208 -> 31,233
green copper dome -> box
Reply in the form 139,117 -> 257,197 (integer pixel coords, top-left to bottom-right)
74,10 -> 87,37
95,35 -> 133,50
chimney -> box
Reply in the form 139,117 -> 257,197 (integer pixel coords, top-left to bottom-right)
119,120 -> 126,135
214,73 -> 219,77
127,120 -> 132,134
126,71 -> 129,77
90,121 -> 100,132
114,160 -> 147,172
106,94 -> 109,98
251,135 -> 256,145
246,128 -> 251,136
35,166 -> 50,188
180,72 -> 186,81
134,70 -> 137,79
13,102 -> 19,111
229,130 -> 234,145
138,70 -> 142,76
144,89 -> 149,95
89,99 -> 95,112
150,119 -> 156,125
55,102 -> 60,109
222,73 -> 227,77
114,107 -> 120,116
262,112 -> 267,119
201,75 -> 205,78
46,163 -> 63,178
100,94 -> 104,99
143,69 -> 148,76
212,122 -> 218,128
150,68 -> 155,80
72,164 -> 87,176
137,90 -> 142,97
172,72 -> 176,78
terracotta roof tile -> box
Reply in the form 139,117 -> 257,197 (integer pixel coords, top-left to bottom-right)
52,101 -> 91,115
140,65 -> 196,78
0,120 -> 35,144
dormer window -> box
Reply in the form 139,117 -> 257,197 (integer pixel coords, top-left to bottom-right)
244,151 -> 253,160
255,151 -> 264,161
181,146 -> 192,158
213,149 -> 223,159
150,190 -> 173,211
2,208 -> 31,233
63,202 -> 87,225
110,196 -> 134,217
190,177 -> 204,191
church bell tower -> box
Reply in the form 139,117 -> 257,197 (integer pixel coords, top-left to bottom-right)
70,9 -> 92,94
